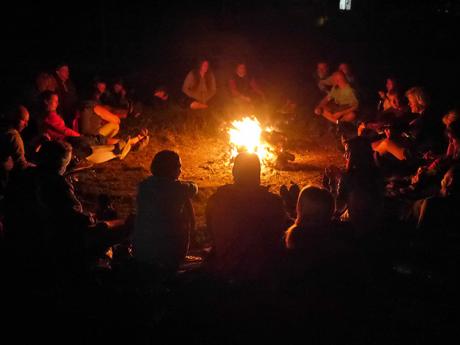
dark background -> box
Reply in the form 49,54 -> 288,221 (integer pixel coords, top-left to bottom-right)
1,0 -> 459,111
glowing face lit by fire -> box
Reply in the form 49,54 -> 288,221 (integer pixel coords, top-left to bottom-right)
228,117 -> 273,162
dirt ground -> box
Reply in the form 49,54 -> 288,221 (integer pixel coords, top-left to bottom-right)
73,108 -> 343,243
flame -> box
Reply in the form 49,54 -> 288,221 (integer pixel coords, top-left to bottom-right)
228,117 -> 273,162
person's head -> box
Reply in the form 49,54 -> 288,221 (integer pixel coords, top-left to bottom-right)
443,110 -> 459,127
387,90 -> 401,110
235,63 -> 247,78
95,80 -> 107,95
295,186 -> 334,227
344,136 -> 375,172
150,150 -> 181,180
386,77 -> 398,92
338,63 -> 352,75
317,62 -> 329,77
112,80 -> 124,94
7,105 -> 29,132
232,152 -> 261,187
36,73 -> 57,93
198,59 -> 209,74
41,90 -> 59,112
37,140 -> 72,175
55,63 -> 70,82
405,87 -> 429,114
332,71 -> 347,86
441,165 -> 460,197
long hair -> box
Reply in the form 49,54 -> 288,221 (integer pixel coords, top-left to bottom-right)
285,186 -> 334,249
344,137 -> 376,174
190,59 -> 213,92
36,73 -> 58,93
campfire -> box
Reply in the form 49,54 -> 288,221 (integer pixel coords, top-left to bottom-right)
228,116 -> 296,169
228,116 -> 278,166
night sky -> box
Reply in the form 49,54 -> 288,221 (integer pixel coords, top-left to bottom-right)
1,0 -> 459,110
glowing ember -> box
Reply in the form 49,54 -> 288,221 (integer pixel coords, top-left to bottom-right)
228,117 -> 274,163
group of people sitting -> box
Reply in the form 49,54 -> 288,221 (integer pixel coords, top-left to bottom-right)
1,57 -> 459,292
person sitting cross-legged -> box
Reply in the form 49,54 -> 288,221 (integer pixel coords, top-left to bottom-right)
314,71 -> 359,123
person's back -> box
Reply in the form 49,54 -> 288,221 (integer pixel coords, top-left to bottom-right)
4,142 -> 89,274
134,176 -> 197,269
133,150 -> 197,272
417,166 -> 460,237
206,153 -> 286,282
338,137 -> 384,236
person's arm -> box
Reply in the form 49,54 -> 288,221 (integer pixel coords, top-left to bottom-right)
250,78 -> 265,100
229,78 -> 251,102
318,75 -> 333,90
44,112 -> 80,137
181,180 -> 199,198
314,93 -> 331,114
205,73 -> 217,102
417,198 -> 438,232
183,197 -> 196,235
229,78 -> 242,98
93,104 -> 121,124
182,72 -> 195,98
335,175 -> 348,218
8,131 -> 35,169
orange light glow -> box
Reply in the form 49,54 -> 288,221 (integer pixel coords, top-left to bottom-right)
228,117 -> 274,163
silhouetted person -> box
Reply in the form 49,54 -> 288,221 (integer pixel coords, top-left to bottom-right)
205,153 -> 287,283
133,150 -> 198,273
336,136 -> 384,237
417,165 -> 460,236
285,186 -> 355,273
283,186 -> 362,303
4,141 -> 130,278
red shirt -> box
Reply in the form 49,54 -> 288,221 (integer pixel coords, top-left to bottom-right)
43,111 -> 80,141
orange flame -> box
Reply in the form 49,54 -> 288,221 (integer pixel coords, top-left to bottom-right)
228,117 -> 273,163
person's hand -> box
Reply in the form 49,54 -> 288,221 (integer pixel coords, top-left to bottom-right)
411,166 -> 426,185
357,122 -> 366,136
378,91 -> 385,99
384,128 -> 391,139
314,107 -> 322,116
422,151 -> 436,161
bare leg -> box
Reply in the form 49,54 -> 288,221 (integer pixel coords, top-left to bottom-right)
373,138 -> 406,160
86,146 -> 117,164
98,122 -> 120,138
